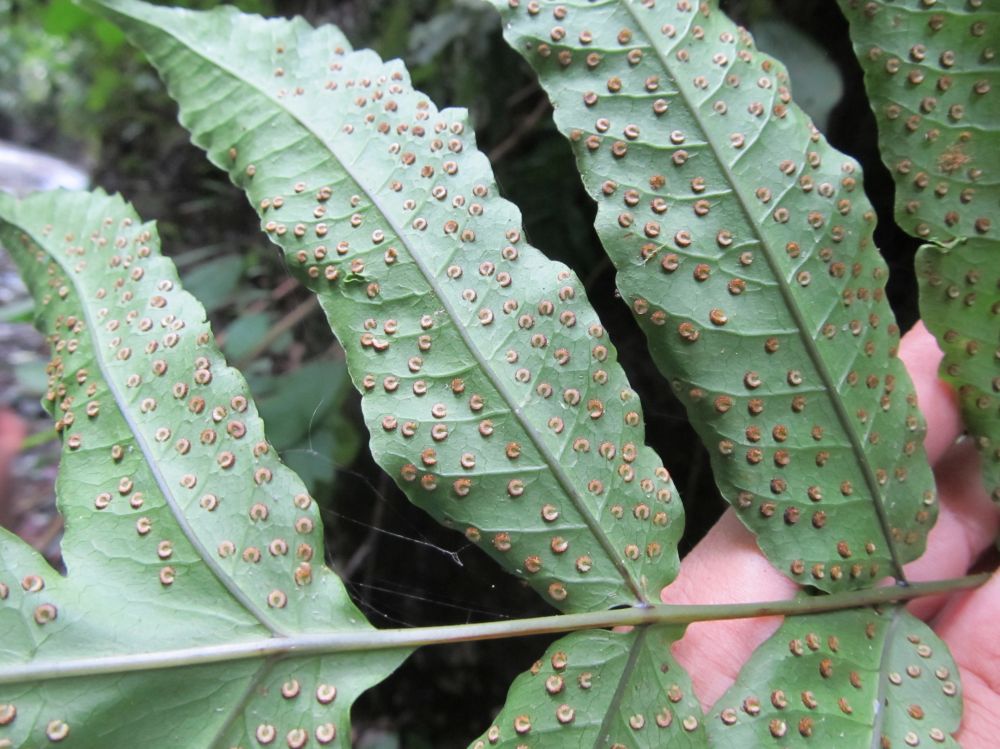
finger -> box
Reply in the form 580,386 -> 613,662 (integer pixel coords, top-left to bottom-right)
905,439 -> 999,619
0,408 -> 25,460
0,408 -> 26,531
899,321 -> 963,464
928,573 -> 1000,746
899,323 -> 999,618
661,510 -> 796,709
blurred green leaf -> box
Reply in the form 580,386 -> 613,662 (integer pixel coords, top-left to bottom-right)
12,357 -> 48,400
85,66 -> 123,111
283,430 -> 338,496
179,254 -> 243,313
220,311 -> 272,362
257,359 -> 358,496
375,0 -> 412,61
257,359 -> 351,449
0,297 -> 33,323
750,18 -> 843,131
408,8 -> 475,66
41,0 -> 91,35
42,0 -> 124,50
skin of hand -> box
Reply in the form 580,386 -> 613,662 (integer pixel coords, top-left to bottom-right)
0,408 -> 26,532
660,322 -> 1000,746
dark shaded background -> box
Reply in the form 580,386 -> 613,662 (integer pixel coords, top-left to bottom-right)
0,1 -> 921,746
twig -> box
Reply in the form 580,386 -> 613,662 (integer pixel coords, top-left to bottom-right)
487,95 -> 552,164
342,475 -> 389,579
1,573 -> 988,685
505,81 -> 542,110
243,276 -> 300,317
582,255 -> 612,293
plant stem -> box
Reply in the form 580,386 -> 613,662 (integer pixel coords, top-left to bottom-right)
0,573 -> 987,685
19,428 -> 57,450
487,94 -> 551,164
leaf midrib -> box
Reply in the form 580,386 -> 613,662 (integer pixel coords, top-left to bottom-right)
594,625 -> 649,748
870,607 -> 904,749
209,657 -> 278,749
9,212 -> 284,637
621,0 -> 905,578
0,576 -> 981,685
119,4 -> 649,606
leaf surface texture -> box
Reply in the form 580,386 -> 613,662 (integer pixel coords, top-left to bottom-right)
470,625 -> 706,748
87,0 -> 687,612
707,607 -> 961,746
840,0 -> 1000,504
0,190 -> 406,749
491,0 -> 937,591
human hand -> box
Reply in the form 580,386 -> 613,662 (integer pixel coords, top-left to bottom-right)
661,322 -> 1000,746
0,408 -> 26,532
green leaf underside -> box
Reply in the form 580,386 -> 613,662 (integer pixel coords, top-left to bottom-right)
918,240 -> 999,502
470,625 -> 706,749
0,190 -> 406,749
492,0 -> 937,592
707,606 -> 961,746
839,0 -> 999,503
87,0 -> 687,613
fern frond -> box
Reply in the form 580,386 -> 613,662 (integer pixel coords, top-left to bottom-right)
707,606 -> 961,746
0,189 -> 406,749
471,625 -> 705,747
85,0 -> 687,612
840,0 -> 999,505
490,0 -> 938,592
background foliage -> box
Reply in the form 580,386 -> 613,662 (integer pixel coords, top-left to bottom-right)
0,0 -> 932,744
